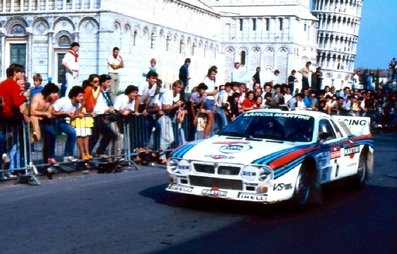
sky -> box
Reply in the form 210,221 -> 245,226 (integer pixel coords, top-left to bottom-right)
355,0 -> 397,69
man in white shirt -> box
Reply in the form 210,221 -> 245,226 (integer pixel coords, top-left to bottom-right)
298,61 -> 312,90
136,70 -> 158,114
113,85 -> 139,160
203,67 -> 218,111
272,69 -> 281,85
114,85 -> 138,115
62,42 -> 80,98
231,62 -> 242,82
52,86 -> 84,162
282,84 -> 293,109
158,80 -> 184,164
93,74 -> 118,158
107,47 -> 124,98
215,83 -> 232,129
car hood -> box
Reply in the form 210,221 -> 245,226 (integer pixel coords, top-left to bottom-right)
171,135 -> 298,164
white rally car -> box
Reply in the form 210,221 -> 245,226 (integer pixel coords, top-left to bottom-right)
166,109 -> 374,206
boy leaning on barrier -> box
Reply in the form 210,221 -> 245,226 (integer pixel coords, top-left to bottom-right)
113,84 -> 139,160
52,86 -> 85,163
135,70 -> 158,149
0,64 -> 29,178
30,83 -> 60,166
0,64 -> 29,124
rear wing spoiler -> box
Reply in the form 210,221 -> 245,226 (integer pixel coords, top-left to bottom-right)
332,116 -> 371,135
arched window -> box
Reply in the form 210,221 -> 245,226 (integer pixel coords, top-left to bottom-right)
179,39 -> 184,54
10,24 -> 26,35
133,30 -> 137,46
150,32 -> 155,49
192,42 -> 196,56
166,35 -> 171,51
240,51 -> 246,65
58,35 -> 71,47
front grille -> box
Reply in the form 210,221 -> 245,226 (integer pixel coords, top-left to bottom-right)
189,175 -> 243,190
218,165 -> 240,175
193,164 -> 215,174
193,163 -> 241,175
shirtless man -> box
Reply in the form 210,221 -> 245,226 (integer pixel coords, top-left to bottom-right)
30,83 -> 59,165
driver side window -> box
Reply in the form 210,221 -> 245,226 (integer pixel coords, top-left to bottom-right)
318,119 -> 337,140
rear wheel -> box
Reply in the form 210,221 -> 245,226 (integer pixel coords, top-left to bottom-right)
351,153 -> 367,189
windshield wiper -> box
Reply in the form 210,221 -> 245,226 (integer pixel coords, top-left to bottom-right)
245,135 -> 263,141
219,131 -> 243,137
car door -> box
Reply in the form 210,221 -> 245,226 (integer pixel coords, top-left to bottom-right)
317,118 -> 341,183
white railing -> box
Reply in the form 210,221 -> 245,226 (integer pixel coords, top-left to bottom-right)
0,0 -> 100,13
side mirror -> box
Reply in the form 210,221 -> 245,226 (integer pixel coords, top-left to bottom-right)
318,132 -> 330,141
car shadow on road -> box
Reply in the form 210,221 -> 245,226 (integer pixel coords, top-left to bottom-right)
139,180 -> 396,218
141,184 -> 397,254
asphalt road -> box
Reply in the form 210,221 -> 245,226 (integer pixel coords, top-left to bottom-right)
0,132 -> 396,254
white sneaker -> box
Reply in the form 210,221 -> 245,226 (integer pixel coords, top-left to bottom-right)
6,172 -> 17,179
64,156 -> 78,162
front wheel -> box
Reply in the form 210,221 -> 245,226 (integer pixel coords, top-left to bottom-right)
293,169 -> 311,207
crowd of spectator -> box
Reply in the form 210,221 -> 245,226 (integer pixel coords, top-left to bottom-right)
185,79 -> 397,140
1,52 -> 397,179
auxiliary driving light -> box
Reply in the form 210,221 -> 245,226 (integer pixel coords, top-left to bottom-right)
258,166 -> 273,181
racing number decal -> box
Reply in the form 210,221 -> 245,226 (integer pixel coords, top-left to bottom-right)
330,145 -> 341,178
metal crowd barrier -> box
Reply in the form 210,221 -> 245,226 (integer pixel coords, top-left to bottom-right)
0,122 -> 40,185
0,112 -> 200,185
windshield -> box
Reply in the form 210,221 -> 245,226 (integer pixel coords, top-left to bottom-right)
218,111 -> 315,142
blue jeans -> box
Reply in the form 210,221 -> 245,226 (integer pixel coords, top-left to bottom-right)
40,120 -> 56,159
204,99 -> 215,111
95,118 -> 117,155
216,107 -> 228,130
0,130 -> 5,156
57,120 -> 76,157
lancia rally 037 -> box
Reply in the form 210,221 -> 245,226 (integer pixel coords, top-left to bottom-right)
166,109 -> 374,206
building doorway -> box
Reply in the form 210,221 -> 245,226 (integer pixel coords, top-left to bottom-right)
10,43 -> 27,67
56,52 -> 66,85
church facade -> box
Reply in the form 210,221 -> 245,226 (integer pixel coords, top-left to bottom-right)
0,0 -> 362,91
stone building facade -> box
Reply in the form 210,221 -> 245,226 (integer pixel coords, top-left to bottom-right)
209,0 -> 318,85
0,0 -> 362,92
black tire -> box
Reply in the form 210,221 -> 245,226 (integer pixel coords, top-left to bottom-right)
293,168 -> 312,207
352,153 -> 367,189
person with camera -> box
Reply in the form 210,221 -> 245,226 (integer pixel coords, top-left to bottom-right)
92,74 -> 118,159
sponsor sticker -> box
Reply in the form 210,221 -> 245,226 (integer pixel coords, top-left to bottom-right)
237,192 -> 267,201
243,112 -> 311,120
168,184 -> 193,193
204,154 -> 234,160
273,183 -> 293,191
330,146 -> 341,159
219,144 -> 252,154
344,143 -> 360,159
241,169 -> 257,181
201,187 -> 228,198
